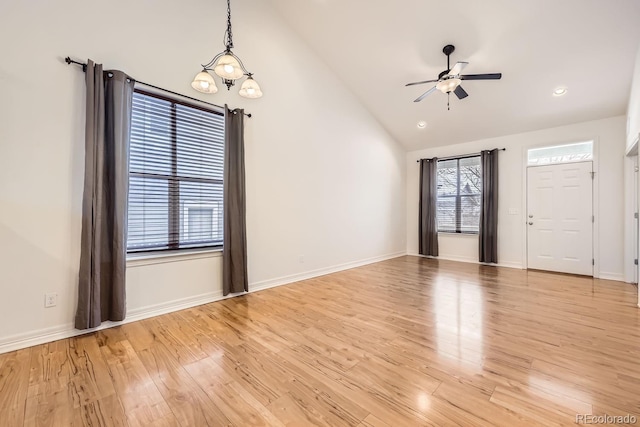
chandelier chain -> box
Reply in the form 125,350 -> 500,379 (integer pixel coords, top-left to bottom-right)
225,0 -> 234,50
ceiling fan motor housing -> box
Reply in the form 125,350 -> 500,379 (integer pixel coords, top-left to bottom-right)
442,44 -> 455,56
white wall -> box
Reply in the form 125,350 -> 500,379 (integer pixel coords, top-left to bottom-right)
0,0 -> 406,351
628,45 -> 640,152
406,116 -> 627,280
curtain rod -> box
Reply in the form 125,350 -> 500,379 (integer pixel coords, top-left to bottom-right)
64,57 -> 252,118
416,148 -> 505,163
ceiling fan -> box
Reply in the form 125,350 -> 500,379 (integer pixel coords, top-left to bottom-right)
406,45 -> 502,107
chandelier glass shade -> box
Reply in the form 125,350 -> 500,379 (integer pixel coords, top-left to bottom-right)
239,75 -> 263,99
213,54 -> 244,80
191,70 -> 218,94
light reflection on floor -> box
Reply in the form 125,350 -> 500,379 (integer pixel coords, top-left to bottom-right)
433,276 -> 484,367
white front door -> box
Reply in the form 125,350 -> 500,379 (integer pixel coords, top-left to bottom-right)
527,162 -> 593,275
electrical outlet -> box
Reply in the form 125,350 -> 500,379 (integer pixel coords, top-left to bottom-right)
299,255 -> 305,263
508,208 -> 519,215
45,293 -> 57,308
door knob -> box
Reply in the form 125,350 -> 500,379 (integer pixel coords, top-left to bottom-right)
528,222 -> 533,225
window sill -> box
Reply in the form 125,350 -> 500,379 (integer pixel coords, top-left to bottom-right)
127,248 -> 222,267
438,232 -> 479,236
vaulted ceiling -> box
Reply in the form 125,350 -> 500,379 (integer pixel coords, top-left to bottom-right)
268,0 -> 640,150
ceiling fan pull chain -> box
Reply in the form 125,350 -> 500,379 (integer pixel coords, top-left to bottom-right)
447,93 -> 450,111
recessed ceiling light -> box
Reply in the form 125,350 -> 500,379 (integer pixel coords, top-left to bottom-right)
553,87 -> 567,96
417,121 -> 427,129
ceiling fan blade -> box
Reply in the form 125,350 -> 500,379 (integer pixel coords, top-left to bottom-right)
454,85 -> 468,100
414,86 -> 437,102
448,61 -> 469,76
405,79 -> 438,87
460,73 -> 502,80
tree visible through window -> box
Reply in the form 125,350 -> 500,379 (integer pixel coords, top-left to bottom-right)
127,89 -> 225,253
436,156 -> 482,233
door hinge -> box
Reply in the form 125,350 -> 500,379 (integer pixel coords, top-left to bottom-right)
635,212 -> 639,219
590,171 -> 595,179
592,259 -> 595,266
635,259 -> 639,266
592,215 -> 595,223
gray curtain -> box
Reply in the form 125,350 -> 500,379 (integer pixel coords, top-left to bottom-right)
75,60 -> 134,329
223,106 -> 248,295
419,158 -> 439,257
479,149 -> 499,263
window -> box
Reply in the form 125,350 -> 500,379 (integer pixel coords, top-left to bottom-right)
436,156 -> 482,233
127,89 -> 224,253
527,141 -> 593,166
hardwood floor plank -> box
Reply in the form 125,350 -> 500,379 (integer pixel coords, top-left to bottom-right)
356,413 -> 391,427
279,372 -> 367,426
138,340 -> 233,426
490,384 -> 591,426
0,349 -> 31,426
122,320 -> 157,353
277,346 -> 433,426
28,341 -> 70,385
100,340 -> 173,427
24,375 -> 70,427
185,358 -> 281,427
95,326 -> 128,348
212,341 -> 292,406
184,356 -> 281,426
143,316 -> 208,365
66,334 -> 117,407
268,393 -> 336,427
76,394 -> 129,427
432,381 -> 538,426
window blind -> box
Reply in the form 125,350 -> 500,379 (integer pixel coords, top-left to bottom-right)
436,156 -> 482,233
127,90 -> 225,252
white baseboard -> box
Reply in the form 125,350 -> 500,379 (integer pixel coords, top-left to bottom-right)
0,251 -> 407,354
406,253 -> 523,270
250,251 -> 407,293
0,291 -> 225,355
597,272 -> 625,282
126,291 -> 225,320
407,253 -> 627,282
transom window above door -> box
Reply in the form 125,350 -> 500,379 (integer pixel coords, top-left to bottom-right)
527,141 -> 593,166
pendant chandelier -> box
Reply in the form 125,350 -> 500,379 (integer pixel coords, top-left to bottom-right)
191,0 -> 262,99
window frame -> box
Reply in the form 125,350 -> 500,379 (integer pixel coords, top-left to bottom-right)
436,155 -> 482,235
127,88 -> 225,254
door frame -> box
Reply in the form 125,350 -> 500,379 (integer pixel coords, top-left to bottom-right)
635,159 -> 638,284
521,137 -> 600,276
624,141 -> 639,284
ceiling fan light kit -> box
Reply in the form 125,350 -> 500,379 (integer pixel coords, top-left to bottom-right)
406,44 -> 502,109
436,78 -> 461,94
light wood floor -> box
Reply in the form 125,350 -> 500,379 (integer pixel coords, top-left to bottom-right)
1,256 -> 639,426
